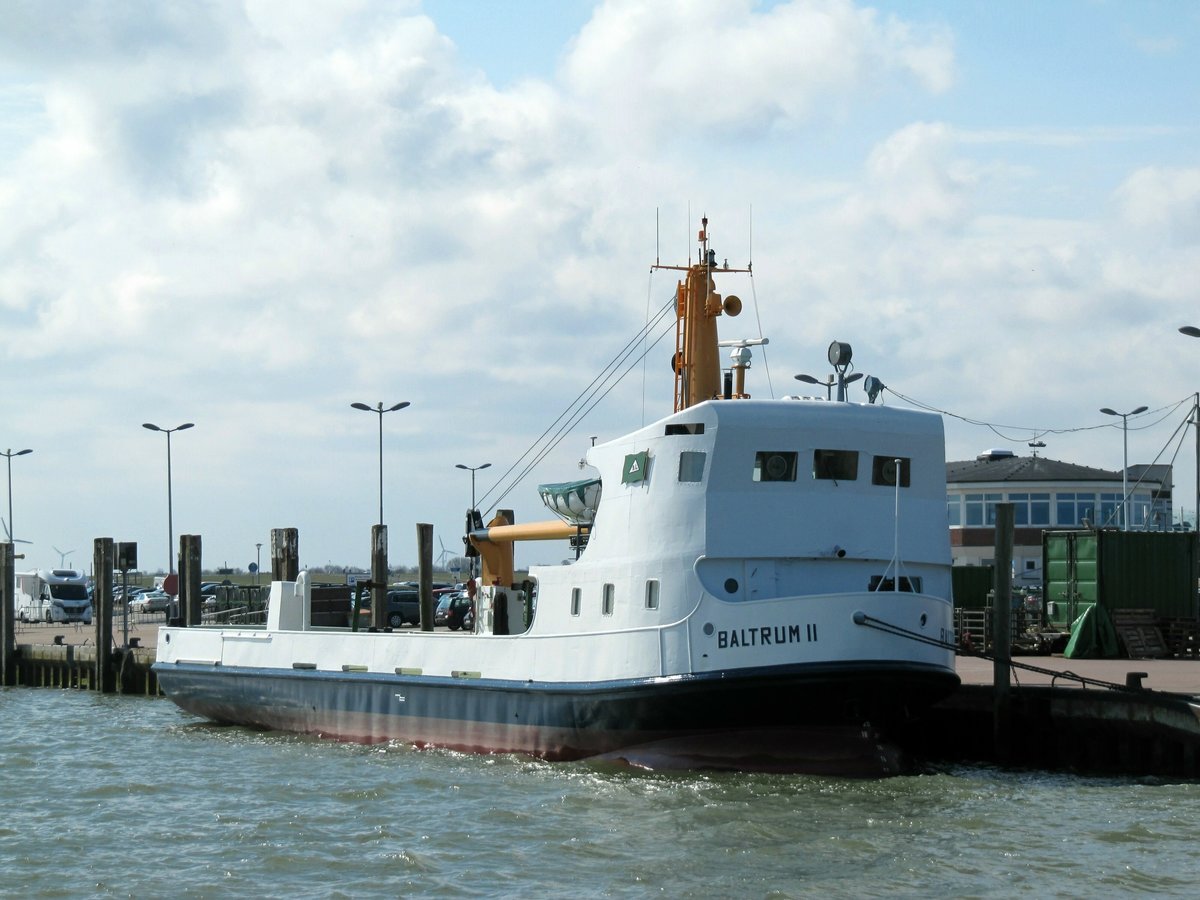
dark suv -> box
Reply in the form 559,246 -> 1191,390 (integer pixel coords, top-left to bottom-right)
385,590 -> 420,628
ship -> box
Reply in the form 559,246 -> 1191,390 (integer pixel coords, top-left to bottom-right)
154,219 -> 959,774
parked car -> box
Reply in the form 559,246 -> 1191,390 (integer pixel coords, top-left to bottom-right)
444,593 -> 474,631
385,590 -> 420,628
129,590 -> 171,615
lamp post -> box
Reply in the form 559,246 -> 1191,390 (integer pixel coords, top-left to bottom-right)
142,423 -> 193,573
1099,406 -> 1148,531
255,542 -> 262,586
350,401 -> 410,526
794,373 -> 834,401
1178,326 -> 1200,531
456,462 -> 491,577
3,448 -> 32,545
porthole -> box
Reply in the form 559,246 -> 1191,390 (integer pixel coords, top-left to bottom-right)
724,578 -> 739,594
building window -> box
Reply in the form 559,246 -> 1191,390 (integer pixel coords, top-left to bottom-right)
679,451 -> 706,483
965,493 -> 1003,526
813,449 -> 858,481
1099,493 -> 1122,528
1030,493 -> 1050,525
1008,492 -> 1050,526
645,580 -> 659,610
1056,492 -> 1096,526
947,496 -> 962,526
571,588 -> 581,617
754,451 -> 797,482
965,493 -> 984,526
602,584 -> 614,616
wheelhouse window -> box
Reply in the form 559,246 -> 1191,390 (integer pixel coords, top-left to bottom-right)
871,455 -> 910,487
665,423 -> 705,435
570,588 -> 581,617
679,451 -> 706,483
602,584 -> 615,616
813,449 -> 858,481
645,580 -> 659,610
754,451 -> 797,482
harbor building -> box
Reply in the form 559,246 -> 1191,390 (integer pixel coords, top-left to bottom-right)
946,449 -> 1174,587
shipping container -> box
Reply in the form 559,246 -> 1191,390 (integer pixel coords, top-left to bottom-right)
1042,530 -> 1198,629
952,565 -> 994,610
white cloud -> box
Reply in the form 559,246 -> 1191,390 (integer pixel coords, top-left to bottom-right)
1,0 -> 1198,568
562,0 -> 953,146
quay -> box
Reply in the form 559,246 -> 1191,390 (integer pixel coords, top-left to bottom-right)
897,654 -> 1200,777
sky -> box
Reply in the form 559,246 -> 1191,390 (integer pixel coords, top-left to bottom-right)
2,0 -> 1199,575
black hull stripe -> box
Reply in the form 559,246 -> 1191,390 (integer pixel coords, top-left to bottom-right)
156,661 -> 958,766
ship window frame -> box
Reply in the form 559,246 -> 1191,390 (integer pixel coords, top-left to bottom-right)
868,575 -> 923,593
602,583 -> 615,616
814,449 -> 859,481
753,451 -> 798,482
678,451 -> 706,483
570,588 -> 581,617
665,423 -> 705,436
871,455 -> 910,487
645,579 -> 660,610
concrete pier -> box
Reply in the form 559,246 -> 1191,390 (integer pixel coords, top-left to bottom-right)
898,654 -> 1200,777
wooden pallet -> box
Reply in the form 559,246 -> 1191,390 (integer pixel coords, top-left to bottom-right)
1111,609 -> 1169,659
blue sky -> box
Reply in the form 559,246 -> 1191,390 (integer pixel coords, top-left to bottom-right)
1,0 -> 1198,574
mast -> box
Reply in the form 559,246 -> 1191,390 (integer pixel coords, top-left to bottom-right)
657,217 -> 747,412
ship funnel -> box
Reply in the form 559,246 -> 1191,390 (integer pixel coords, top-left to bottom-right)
723,295 -> 742,317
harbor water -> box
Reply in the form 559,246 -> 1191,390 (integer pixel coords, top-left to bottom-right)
3,688 -> 1200,898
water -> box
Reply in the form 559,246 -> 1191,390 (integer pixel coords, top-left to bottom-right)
3,689 -> 1200,899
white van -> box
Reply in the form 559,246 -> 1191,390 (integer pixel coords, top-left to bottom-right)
15,569 -> 93,624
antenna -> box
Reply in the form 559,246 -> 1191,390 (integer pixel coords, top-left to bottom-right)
874,458 -> 908,592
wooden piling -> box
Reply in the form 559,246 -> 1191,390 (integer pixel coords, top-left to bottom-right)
180,534 -> 202,626
1,542 -> 15,686
417,523 -> 434,631
992,502 -> 1014,764
371,525 -> 387,629
94,538 -> 115,693
272,528 -> 299,581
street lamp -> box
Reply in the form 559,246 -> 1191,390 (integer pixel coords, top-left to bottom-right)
2,448 -> 32,545
142,422 -> 194,573
350,401 -> 410,526
1178,327 -> 1200,531
1099,406 -> 1148,531
794,373 -> 834,400
456,462 -> 491,577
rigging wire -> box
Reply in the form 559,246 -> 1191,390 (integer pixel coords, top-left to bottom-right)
884,388 -> 1191,443
746,271 -> 774,398
479,296 -> 676,513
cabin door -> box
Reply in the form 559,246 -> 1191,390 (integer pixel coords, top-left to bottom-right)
745,560 -> 776,602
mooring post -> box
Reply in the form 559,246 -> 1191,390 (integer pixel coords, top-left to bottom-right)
179,534 -> 202,626
371,524 -> 387,630
94,538 -> 115,693
993,502 -> 1014,764
271,528 -> 299,582
1,541 -> 15,687
417,523 -> 434,631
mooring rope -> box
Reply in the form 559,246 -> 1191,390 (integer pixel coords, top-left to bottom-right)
852,611 -> 1151,695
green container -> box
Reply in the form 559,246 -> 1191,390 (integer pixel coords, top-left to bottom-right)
1042,530 -> 1198,629
952,565 -> 994,610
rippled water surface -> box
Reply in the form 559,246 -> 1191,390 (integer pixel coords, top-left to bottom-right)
3,688 -> 1200,898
